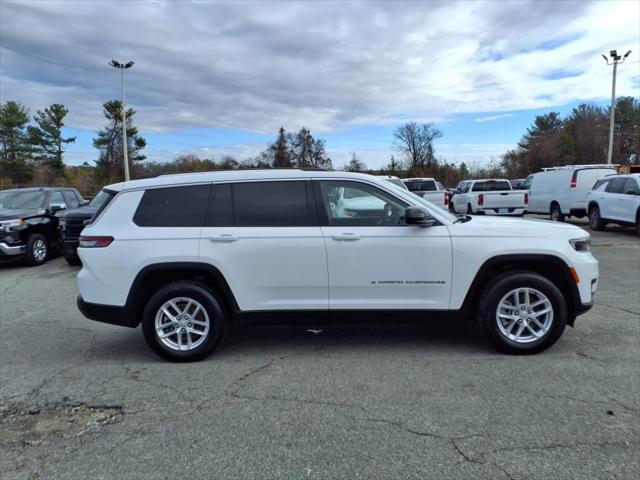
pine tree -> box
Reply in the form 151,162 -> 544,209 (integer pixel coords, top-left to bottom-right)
27,103 -> 76,177
0,101 -> 33,183
93,100 -> 146,183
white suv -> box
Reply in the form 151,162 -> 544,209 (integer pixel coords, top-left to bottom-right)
586,174 -> 640,235
77,170 -> 598,361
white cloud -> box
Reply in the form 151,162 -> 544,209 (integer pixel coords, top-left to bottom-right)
474,113 -> 515,123
0,0 -> 638,158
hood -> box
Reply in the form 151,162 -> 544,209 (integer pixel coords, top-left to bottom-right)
449,215 -> 588,239
0,208 -> 44,222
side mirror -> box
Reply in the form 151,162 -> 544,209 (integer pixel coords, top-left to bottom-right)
50,204 -> 66,213
405,206 -> 437,226
79,200 -> 90,207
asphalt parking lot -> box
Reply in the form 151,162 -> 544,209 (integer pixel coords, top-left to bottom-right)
1,219 -> 638,480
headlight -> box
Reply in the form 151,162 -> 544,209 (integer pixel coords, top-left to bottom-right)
2,218 -> 23,231
569,237 -> 591,252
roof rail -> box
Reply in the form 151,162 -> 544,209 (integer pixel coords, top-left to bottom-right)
541,164 -> 618,171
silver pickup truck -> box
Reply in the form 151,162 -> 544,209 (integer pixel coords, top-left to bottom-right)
451,179 -> 528,216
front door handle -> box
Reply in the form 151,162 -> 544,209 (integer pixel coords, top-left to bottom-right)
209,234 -> 238,243
331,233 -> 362,241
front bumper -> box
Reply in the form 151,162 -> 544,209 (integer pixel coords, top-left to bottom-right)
77,295 -> 139,328
0,241 -> 26,256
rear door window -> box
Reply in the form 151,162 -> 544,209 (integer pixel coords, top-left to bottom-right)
232,181 -> 312,227
605,178 -> 626,194
134,185 -> 210,227
49,191 -> 67,208
62,191 -> 79,209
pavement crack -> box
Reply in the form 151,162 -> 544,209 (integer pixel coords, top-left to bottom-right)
595,303 -> 640,316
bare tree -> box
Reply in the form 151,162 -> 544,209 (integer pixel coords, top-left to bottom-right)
393,122 -> 442,169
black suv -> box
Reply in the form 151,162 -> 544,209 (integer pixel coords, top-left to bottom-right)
59,189 -> 113,265
0,187 -> 86,266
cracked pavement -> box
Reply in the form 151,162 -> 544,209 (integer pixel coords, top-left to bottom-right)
0,222 -> 638,479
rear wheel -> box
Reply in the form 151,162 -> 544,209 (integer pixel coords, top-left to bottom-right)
589,205 -> 605,231
25,234 -> 48,266
550,204 -> 564,222
467,204 -> 472,215
479,272 -> 567,354
142,281 -> 228,362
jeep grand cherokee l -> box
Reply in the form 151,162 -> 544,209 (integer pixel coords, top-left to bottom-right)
76,170 -> 598,361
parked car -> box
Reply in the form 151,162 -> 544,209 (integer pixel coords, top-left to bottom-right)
76,170 -> 597,361
0,187 -> 86,265
586,174 -> 640,235
59,189 -> 115,265
451,179 -> 528,216
523,164 -> 616,221
510,178 -> 527,190
402,177 -> 449,209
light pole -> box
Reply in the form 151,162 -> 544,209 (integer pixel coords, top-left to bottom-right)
601,50 -> 631,164
109,60 -> 135,181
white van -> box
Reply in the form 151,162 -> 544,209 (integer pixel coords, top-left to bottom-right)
523,165 -> 617,221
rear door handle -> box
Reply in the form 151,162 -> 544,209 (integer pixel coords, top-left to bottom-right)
209,234 -> 238,243
331,233 -> 362,241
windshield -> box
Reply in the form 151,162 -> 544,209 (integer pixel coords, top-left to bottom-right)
384,178 -> 409,191
0,190 -> 46,209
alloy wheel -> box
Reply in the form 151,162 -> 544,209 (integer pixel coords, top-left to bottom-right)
495,287 -> 554,343
154,297 -> 210,351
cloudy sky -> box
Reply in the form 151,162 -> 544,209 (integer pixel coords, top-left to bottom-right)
1,0 -> 638,169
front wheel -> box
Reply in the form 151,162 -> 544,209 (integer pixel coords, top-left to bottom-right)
589,205 -> 605,231
142,281 -> 228,362
479,272 -> 568,354
25,234 -> 48,266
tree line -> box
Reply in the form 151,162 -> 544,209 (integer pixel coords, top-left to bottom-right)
1,96 -> 637,195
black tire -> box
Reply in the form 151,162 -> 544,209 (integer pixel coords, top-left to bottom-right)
478,272 -> 568,355
25,233 -> 48,266
467,204 -> 473,215
65,256 -> 82,266
588,205 -> 605,231
550,204 -> 564,222
141,281 -> 228,362
636,210 -> 639,237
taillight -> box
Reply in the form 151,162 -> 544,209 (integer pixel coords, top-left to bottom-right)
524,192 -> 529,204
478,194 -> 484,206
79,236 -> 114,248
444,192 -> 449,206
570,172 -> 577,188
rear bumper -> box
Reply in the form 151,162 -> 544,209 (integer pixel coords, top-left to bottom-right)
77,295 -> 139,328
478,208 -> 526,216
0,241 -> 26,256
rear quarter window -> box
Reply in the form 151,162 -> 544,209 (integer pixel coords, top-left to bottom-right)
232,181 -> 311,227
134,185 -> 210,227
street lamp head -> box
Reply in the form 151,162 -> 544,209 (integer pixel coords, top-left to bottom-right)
124,61 -> 135,68
601,54 -> 608,62
609,50 -> 617,57
109,60 -> 121,68
624,50 -> 632,58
